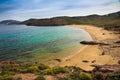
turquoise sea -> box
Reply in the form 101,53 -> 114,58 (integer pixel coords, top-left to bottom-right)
0,25 -> 92,64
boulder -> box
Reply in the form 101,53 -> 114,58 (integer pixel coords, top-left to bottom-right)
80,41 -> 109,45
82,60 -> 89,63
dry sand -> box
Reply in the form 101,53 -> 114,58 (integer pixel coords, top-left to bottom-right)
59,25 -> 118,71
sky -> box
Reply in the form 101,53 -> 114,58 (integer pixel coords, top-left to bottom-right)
0,0 -> 120,21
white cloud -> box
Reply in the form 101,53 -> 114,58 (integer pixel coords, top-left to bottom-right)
0,0 -> 120,21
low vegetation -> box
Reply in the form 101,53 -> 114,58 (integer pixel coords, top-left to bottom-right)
0,62 -> 120,80
35,75 -> 45,80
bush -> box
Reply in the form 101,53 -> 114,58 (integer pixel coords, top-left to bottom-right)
94,73 -> 103,80
19,69 -> 28,73
58,77 -> 70,80
114,70 -> 120,74
70,73 -> 91,80
52,67 -> 68,74
79,74 -> 91,80
16,77 -> 22,80
38,64 -> 50,70
27,66 -> 39,73
1,75 -> 14,80
35,75 -> 45,80
41,67 -> 69,75
70,73 -> 81,80
20,66 -> 39,73
41,69 -> 53,75
0,69 -> 14,80
106,73 -> 120,80
0,70 -> 10,76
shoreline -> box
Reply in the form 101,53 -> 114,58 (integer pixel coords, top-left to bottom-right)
59,25 -> 119,71
62,45 -> 88,62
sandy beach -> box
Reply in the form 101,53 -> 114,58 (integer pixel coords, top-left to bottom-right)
59,25 -> 119,71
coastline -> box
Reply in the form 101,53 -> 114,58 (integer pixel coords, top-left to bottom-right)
59,25 -> 119,71
62,45 -> 88,62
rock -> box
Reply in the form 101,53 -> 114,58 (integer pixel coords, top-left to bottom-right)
80,41 -> 98,45
91,64 -> 120,73
82,60 -> 89,63
101,52 -> 105,55
114,40 -> 120,43
118,60 -> 120,64
80,41 -> 109,45
91,60 -> 96,63
102,33 -> 105,35
54,59 -> 62,62
111,46 -> 120,48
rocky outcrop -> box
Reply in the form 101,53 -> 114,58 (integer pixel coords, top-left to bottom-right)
82,60 -> 89,63
80,41 -> 109,45
114,40 -> 120,44
99,39 -> 120,58
54,59 -> 62,62
91,64 -> 120,73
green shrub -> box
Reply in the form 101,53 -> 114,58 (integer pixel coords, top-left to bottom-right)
114,70 -> 120,74
0,70 -> 10,76
58,77 -> 70,80
41,67 -> 69,75
70,73 -> 91,80
1,75 -> 14,80
16,77 -> 22,80
79,74 -> 91,80
0,69 -> 14,80
52,67 -> 68,74
19,69 -> 29,73
106,73 -> 120,80
27,66 -> 39,73
70,73 -> 81,80
94,73 -> 103,80
38,64 -> 50,70
35,75 -> 45,80
41,68 -> 53,75
20,66 -> 39,73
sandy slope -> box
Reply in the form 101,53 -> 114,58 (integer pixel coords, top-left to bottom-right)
59,25 -> 118,71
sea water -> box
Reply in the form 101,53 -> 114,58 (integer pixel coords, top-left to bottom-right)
0,25 -> 92,63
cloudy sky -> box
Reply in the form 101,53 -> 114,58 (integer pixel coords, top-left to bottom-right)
0,0 -> 120,21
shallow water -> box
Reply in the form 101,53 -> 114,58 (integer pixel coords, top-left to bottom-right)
0,25 -> 92,63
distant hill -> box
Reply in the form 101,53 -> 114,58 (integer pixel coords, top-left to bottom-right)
0,20 -> 20,25
21,11 -> 120,26
21,11 -> 120,32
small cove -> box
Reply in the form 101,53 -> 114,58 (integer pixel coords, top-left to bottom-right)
0,25 -> 92,64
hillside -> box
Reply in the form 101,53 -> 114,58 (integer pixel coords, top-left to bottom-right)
0,20 -> 20,25
21,11 -> 120,32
